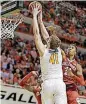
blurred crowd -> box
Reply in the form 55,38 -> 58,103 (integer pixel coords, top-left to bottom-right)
1,37 -> 41,85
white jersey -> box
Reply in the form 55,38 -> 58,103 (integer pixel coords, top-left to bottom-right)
40,47 -> 63,81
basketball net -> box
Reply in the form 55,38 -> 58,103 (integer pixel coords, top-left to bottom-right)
1,13 -> 23,39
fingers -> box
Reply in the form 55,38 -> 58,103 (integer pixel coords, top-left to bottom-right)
38,9 -> 42,14
36,2 -> 41,8
29,2 -> 35,12
66,68 -> 73,76
25,83 -> 30,86
67,68 -> 71,73
36,2 -> 38,8
29,2 -> 35,10
31,4 -> 34,11
38,10 -> 42,17
29,1 -> 42,11
29,1 -> 42,17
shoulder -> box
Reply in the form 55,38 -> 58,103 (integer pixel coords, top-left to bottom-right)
76,63 -> 82,69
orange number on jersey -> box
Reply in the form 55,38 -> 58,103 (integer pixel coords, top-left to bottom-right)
49,53 -> 59,64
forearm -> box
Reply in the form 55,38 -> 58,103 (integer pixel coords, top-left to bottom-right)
73,74 -> 85,86
33,15 -> 45,56
39,21 -> 49,42
33,15 -> 41,47
33,15 -> 40,36
33,15 -> 41,49
73,64 -> 85,86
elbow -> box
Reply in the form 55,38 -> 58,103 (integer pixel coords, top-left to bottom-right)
74,75 -> 85,86
80,76 -> 85,86
79,79 -> 85,86
80,81 -> 85,86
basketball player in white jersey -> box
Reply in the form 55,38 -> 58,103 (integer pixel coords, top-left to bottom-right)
29,2 -> 67,104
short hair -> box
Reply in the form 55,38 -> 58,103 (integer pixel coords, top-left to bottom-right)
69,44 -> 77,52
49,35 -> 61,49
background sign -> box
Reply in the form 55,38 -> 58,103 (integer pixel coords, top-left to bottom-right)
0,84 -> 38,104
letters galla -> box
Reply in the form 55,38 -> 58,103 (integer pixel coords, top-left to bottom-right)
0,84 -> 38,104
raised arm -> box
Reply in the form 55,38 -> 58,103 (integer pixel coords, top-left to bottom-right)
31,3 -> 45,57
75,63 -> 85,85
38,11 -> 49,42
61,49 -> 67,61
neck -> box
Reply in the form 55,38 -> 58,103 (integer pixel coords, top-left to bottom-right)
69,55 -> 75,60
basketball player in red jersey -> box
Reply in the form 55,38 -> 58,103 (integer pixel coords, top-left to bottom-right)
63,44 -> 85,104
19,71 -> 42,104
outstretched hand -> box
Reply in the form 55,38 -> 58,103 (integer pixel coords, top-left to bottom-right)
66,68 -> 74,77
29,2 -> 42,16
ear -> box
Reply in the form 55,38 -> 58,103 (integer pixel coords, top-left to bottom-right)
75,50 -> 76,55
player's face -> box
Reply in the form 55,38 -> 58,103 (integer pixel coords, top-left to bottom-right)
47,36 -> 61,49
68,45 -> 76,56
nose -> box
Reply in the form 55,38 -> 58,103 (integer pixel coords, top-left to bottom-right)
68,48 -> 71,52
69,48 -> 72,50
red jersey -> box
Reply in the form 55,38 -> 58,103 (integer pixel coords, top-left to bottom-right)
62,58 -> 77,85
19,72 -> 42,104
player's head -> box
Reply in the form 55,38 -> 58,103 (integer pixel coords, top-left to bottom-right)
46,25 -> 61,49
67,44 -> 77,56
47,35 -> 61,49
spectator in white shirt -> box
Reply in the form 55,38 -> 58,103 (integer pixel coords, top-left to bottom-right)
30,47 -> 37,61
2,58 -> 8,69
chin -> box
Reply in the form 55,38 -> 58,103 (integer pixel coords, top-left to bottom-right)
69,53 -> 73,56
